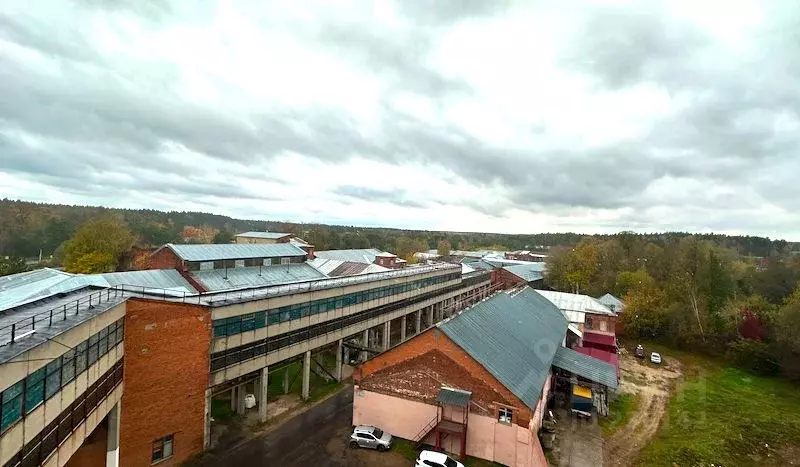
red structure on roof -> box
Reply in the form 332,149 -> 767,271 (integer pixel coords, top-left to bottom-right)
581,330 -> 617,353
574,346 -> 620,378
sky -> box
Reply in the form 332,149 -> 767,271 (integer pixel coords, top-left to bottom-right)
1,0 -> 799,240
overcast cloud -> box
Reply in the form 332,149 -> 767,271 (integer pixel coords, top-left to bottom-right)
1,0 -> 799,239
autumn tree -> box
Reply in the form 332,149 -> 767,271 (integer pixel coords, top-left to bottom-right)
63,217 -> 136,273
437,240 -> 451,257
0,257 -> 27,277
620,270 -> 667,338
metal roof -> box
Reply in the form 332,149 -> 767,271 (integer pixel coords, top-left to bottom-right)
234,231 -> 291,239
190,263 -> 326,292
156,243 -> 307,262
436,387 -> 472,407
597,293 -> 625,312
314,248 -> 388,264
438,288 -> 568,410
535,290 -> 615,316
552,346 -> 618,389
0,268 -> 195,312
502,263 -> 545,282
465,260 -> 495,272
307,258 -> 390,277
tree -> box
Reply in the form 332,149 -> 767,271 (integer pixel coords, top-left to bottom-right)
213,231 -> 234,244
437,240 -> 451,257
63,217 -> 136,273
621,270 -> 667,338
0,257 -> 27,276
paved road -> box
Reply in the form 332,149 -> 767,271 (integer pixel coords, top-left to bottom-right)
195,386 -> 407,467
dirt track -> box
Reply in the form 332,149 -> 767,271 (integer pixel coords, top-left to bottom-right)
604,350 -> 682,466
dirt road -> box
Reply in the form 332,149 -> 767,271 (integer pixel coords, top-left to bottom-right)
604,349 -> 682,466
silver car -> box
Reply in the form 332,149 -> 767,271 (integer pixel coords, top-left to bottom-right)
349,425 -> 392,451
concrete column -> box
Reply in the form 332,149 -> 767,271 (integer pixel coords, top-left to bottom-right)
230,387 -> 237,412
428,306 -> 434,325
105,402 -> 120,467
415,310 -> 421,333
236,384 -> 246,414
259,366 -> 269,423
344,343 -> 351,365
361,329 -> 369,362
204,389 -> 211,449
401,316 -> 407,341
383,321 -> 390,350
283,367 -> 290,394
302,351 -> 311,400
335,339 -> 343,381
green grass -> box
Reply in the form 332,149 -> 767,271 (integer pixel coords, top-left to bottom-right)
391,439 -> 503,467
600,392 -> 640,437
210,398 -> 235,422
637,350 -> 800,466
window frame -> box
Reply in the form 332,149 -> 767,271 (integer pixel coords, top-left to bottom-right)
151,434 -> 174,464
498,406 -> 513,425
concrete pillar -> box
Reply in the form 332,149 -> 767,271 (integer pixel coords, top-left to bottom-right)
204,389 -> 211,449
336,339 -> 343,381
236,384 -> 246,415
230,387 -> 237,412
259,366 -> 269,423
302,351 -> 311,400
361,329 -> 369,362
415,310 -> 421,333
105,402 -> 120,467
283,366 -> 290,394
383,321 -> 390,350
401,316 -> 407,341
344,343 -> 351,365
428,306 -> 434,325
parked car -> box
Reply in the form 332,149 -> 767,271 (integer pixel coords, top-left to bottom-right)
349,425 -> 392,451
634,344 -> 645,358
650,352 -> 662,364
415,450 -> 464,467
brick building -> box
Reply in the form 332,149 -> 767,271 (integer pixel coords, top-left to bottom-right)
495,263 -> 545,290
0,256 -> 491,467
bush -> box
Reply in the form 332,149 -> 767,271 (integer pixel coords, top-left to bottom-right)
725,338 -> 781,376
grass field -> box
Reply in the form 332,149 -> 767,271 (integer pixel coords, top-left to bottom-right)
599,392 -> 640,437
637,345 -> 800,466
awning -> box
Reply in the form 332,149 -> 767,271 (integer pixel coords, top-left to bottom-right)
437,387 -> 472,407
582,331 -> 616,347
572,385 -> 592,399
552,346 -> 618,389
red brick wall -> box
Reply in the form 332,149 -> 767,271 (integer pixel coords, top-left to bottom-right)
356,329 -> 533,426
146,248 -> 183,271
494,268 -> 526,290
584,313 -> 616,334
120,299 -> 211,467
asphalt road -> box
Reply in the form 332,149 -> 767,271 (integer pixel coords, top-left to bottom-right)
194,386 -> 402,467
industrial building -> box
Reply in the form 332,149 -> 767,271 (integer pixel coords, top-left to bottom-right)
0,243 -> 491,467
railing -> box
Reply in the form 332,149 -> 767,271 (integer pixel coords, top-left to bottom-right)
413,414 -> 440,446
203,262 -> 461,306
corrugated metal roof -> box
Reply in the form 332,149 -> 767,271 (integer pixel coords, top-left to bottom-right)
436,387 -> 471,407
0,268 -> 196,312
535,290 -> 614,316
438,288 -> 568,410
597,293 -> 625,313
234,231 -> 291,239
314,249 -> 388,264
308,258 -> 390,277
190,263 -> 326,292
460,263 -> 476,275
157,243 -> 307,262
502,263 -> 545,282
552,346 -> 618,389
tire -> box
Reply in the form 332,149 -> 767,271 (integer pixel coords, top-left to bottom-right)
377,445 -> 386,452
350,441 -> 359,449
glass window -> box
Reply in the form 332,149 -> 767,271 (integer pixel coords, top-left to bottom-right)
499,407 -> 513,424
25,367 -> 46,413
585,317 -> 593,330
271,257 -> 281,265
262,258 -> 271,266
45,358 -> 61,400
234,260 -> 245,268
227,319 -> 241,335
213,320 -> 228,338
255,312 -> 266,328
115,322 -> 124,344
280,257 -> 290,265
98,334 -> 108,357
88,336 -> 99,366
200,261 -> 214,270
75,341 -> 88,375
1,381 -> 23,432
61,349 -> 76,385
151,434 -> 174,463
241,314 -> 255,332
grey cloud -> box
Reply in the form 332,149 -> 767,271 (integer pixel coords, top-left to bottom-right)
334,186 -> 429,209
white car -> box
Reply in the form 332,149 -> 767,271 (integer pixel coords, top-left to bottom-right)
415,450 -> 464,467
650,352 -> 662,364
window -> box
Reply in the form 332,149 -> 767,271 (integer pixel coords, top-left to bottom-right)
271,257 -> 281,265
263,258 -> 271,266
88,334 -> 99,366
499,407 -> 513,424
61,349 -> 76,385
356,433 -> 374,440
600,320 -> 608,332
1,381 -> 23,432
585,317 -> 593,329
152,435 -> 174,463
234,259 -> 245,268
45,359 -> 62,400
25,367 -> 46,413
75,341 -> 88,375
200,261 -> 214,270
280,257 -> 290,265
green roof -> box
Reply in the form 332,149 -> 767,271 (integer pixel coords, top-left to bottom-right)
438,289 -> 568,410
436,387 -> 472,407
552,346 -> 619,389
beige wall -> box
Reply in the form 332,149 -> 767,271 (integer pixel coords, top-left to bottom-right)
352,388 -> 547,467
0,303 -> 125,394
0,342 -> 124,467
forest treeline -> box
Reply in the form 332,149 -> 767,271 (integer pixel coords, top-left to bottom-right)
546,235 -> 800,380
2,199 -> 797,262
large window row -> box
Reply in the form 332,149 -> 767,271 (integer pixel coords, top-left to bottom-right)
210,278 -> 491,371
0,319 -> 123,434
2,361 -> 123,467
188,256 -> 304,271
213,272 -> 462,338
